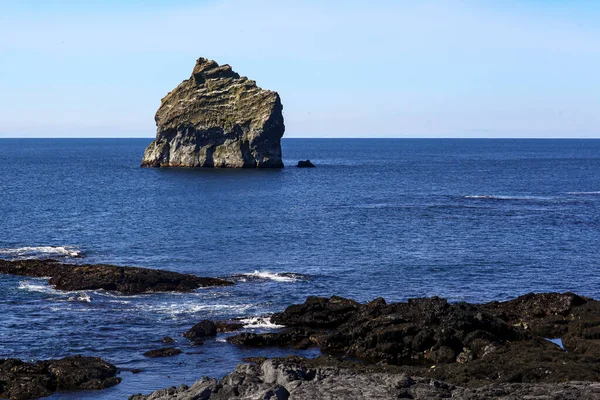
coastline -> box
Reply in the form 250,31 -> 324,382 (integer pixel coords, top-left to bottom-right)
4,290 -> 600,399
2,138 -> 600,398
131,291 -> 600,399
130,357 -> 600,400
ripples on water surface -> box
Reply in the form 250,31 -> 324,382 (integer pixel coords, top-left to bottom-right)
1,138 -> 600,398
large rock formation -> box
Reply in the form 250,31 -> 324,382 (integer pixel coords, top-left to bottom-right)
141,58 -> 285,168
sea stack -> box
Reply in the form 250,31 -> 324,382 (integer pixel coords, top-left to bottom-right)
141,58 -> 285,168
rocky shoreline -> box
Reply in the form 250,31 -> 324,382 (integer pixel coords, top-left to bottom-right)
4,291 -> 600,399
133,292 -> 600,399
131,357 -> 600,400
0,356 -> 121,400
0,259 -> 233,294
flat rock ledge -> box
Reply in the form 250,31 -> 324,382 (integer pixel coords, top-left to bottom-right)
130,357 -> 600,400
141,57 -> 285,168
0,259 -> 233,294
0,355 -> 121,400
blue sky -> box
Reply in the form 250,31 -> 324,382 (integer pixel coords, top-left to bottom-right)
1,0 -> 599,138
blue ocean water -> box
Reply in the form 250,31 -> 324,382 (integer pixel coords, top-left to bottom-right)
1,138 -> 600,398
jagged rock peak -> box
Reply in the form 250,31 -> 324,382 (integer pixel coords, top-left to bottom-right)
141,57 -> 285,168
192,58 -> 240,83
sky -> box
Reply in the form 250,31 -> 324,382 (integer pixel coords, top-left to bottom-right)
1,0 -> 599,138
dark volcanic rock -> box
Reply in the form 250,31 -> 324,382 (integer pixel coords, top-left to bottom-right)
184,320 -> 217,341
129,357 -> 600,400
141,57 -> 285,168
214,320 -> 244,333
479,292 -> 600,360
130,293 -> 600,399
161,337 -> 175,344
225,293 -> 600,387
143,348 -> 183,358
267,295 -> 522,364
0,259 -> 233,294
226,328 -> 316,350
296,160 -> 315,168
482,292 -> 588,337
320,296 -> 523,364
271,296 -> 360,328
0,355 -> 121,400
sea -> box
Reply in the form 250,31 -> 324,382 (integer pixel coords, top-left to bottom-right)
1,138 -> 599,398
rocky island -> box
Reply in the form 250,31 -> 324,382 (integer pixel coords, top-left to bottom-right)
141,58 -> 285,168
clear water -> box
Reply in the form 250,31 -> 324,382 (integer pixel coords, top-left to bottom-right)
1,138 -> 599,398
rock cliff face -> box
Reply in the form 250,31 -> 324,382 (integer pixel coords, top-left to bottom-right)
141,58 -> 284,168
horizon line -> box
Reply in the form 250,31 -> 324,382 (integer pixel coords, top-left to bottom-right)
1,136 -> 599,140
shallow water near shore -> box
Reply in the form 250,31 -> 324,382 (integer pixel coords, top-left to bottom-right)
1,138 -> 600,398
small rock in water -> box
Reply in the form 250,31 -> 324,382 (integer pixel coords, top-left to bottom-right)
143,347 -> 183,358
161,336 -> 175,344
184,320 -> 217,340
297,160 -> 315,168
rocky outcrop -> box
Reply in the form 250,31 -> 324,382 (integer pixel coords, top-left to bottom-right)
226,293 -> 600,387
141,58 -> 285,168
184,320 -> 217,341
0,355 -> 121,400
296,160 -> 315,168
132,293 -> 600,399
129,357 -> 600,400
0,259 -> 233,294
231,296 -> 525,365
271,296 -> 360,328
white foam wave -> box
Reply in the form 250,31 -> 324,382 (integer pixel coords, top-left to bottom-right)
135,303 -> 253,316
234,271 -> 306,283
106,299 -> 132,305
0,246 -> 82,259
18,281 -> 57,295
67,293 -> 92,303
49,306 -> 92,313
567,191 -> 600,195
18,280 -> 92,302
240,316 -> 285,329
463,195 -> 547,201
